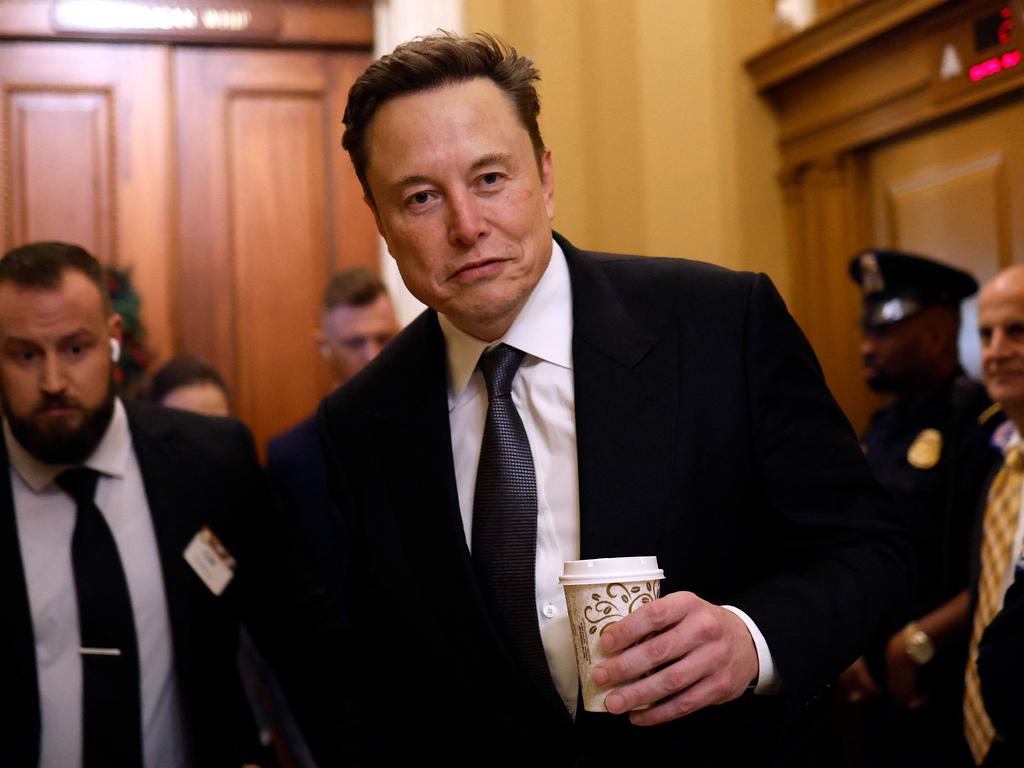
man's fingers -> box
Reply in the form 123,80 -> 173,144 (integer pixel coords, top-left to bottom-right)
599,591 -> 699,653
593,601 -> 716,687
603,642 -> 713,713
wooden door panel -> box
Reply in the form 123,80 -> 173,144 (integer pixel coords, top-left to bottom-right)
228,93 -> 330,448
8,90 -> 113,256
0,42 -> 175,361
175,47 -> 375,451
868,98 -> 1024,378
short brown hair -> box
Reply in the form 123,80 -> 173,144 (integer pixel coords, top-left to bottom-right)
342,31 -> 544,202
322,267 -> 388,312
0,241 -> 112,313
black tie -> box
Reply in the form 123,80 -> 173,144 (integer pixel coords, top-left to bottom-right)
472,344 -> 561,706
57,468 -> 143,768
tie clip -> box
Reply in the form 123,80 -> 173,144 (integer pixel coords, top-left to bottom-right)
79,647 -> 121,656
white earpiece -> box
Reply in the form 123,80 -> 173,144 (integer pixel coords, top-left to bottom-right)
110,338 -> 121,362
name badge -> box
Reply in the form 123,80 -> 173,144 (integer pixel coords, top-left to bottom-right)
183,525 -> 236,596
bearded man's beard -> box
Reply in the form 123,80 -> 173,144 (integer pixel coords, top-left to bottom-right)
2,380 -> 116,465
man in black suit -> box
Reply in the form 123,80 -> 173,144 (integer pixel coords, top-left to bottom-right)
0,241 -> 345,767
963,265 -> 1024,767
267,267 -> 397,607
320,32 -> 911,764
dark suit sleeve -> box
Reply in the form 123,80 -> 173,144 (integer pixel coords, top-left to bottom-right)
979,568 -> 1024,745
731,273 -> 913,703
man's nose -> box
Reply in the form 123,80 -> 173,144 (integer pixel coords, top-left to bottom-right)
860,335 -> 877,358
984,329 -> 1009,359
447,191 -> 486,246
39,355 -> 66,394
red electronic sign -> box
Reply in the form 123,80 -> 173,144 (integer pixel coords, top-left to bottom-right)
969,49 -> 1023,81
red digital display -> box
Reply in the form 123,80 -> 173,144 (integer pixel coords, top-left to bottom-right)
975,6 -> 1014,51
969,49 -> 1023,81
999,6 -> 1013,46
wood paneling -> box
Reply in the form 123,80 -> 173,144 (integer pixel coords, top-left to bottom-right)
0,42 -> 175,359
0,0 -> 373,46
748,0 -> 1024,432
175,46 -> 375,450
7,89 -> 114,259
228,93 -> 332,447
0,28 -> 373,451
868,98 -> 1024,378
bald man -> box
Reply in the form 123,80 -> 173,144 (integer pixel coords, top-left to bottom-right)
964,265 -> 1024,767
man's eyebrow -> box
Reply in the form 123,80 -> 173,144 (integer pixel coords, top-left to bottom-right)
393,174 -> 432,190
469,153 -> 512,173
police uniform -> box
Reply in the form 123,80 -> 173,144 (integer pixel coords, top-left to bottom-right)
848,250 -> 1003,767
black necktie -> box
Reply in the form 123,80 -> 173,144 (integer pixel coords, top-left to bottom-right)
472,344 -> 561,706
57,468 -> 144,768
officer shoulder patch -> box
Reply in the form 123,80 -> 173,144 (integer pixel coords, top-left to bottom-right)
907,428 -> 942,469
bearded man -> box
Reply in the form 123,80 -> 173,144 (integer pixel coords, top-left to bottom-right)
0,241 -> 346,768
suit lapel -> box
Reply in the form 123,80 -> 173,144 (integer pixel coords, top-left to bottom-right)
0,438 -> 41,766
562,237 -> 679,560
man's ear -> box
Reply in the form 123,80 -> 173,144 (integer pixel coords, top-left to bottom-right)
107,313 -> 123,343
540,147 -> 555,221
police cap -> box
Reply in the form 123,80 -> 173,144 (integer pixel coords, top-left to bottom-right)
848,249 -> 978,330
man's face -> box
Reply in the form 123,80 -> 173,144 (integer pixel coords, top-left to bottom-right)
860,312 -> 936,394
319,294 -> 398,386
0,271 -> 121,464
979,269 -> 1024,415
363,77 -> 555,341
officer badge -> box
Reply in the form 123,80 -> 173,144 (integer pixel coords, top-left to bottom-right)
907,428 -> 942,469
859,252 -> 885,293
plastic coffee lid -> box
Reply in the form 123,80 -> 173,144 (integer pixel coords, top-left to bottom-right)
558,556 -> 663,585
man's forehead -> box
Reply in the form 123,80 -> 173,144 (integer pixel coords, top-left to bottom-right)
0,274 -> 108,332
365,80 -> 524,173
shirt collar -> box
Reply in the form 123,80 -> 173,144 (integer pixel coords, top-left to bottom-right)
4,398 -> 132,493
439,238 -> 573,410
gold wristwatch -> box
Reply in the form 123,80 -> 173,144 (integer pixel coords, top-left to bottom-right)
902,622 -> 935,665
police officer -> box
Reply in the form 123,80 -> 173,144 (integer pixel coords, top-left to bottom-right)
837,249 -> 1003,767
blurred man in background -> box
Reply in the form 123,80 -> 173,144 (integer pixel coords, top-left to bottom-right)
964,264 -> 1024,767
266,267 -> 398,608
838,249 -> 1001,767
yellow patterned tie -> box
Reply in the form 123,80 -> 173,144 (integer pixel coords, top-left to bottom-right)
964,443 -> 1023,764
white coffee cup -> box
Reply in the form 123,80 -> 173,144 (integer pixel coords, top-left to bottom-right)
559,556 -> 664,712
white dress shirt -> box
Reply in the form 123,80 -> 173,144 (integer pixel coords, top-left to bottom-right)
440,239 -> 779,717
6,399 -> 188,768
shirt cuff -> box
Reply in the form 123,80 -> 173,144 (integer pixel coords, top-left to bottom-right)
722,605 -> 781,694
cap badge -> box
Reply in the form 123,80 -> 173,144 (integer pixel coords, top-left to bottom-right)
860,253 -> 885,293
907,428 -> 942,469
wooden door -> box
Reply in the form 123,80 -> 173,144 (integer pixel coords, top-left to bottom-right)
866,97 -> 1024,379
174,47 -> 376,452
0,41 -> 176,358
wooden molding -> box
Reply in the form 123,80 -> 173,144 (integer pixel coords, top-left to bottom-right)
0,0 -> 372,47
746,0 -> 949,92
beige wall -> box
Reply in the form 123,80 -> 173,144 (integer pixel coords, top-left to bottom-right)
465,0 -> 790,298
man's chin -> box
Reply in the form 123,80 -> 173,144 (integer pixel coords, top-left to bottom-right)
6,398 -> 115,465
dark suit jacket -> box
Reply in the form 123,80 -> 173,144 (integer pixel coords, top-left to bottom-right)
266,415 -> 346,608
979,566 -> 1024,759
2,401 -> 346,768
319,234 -> 911,765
